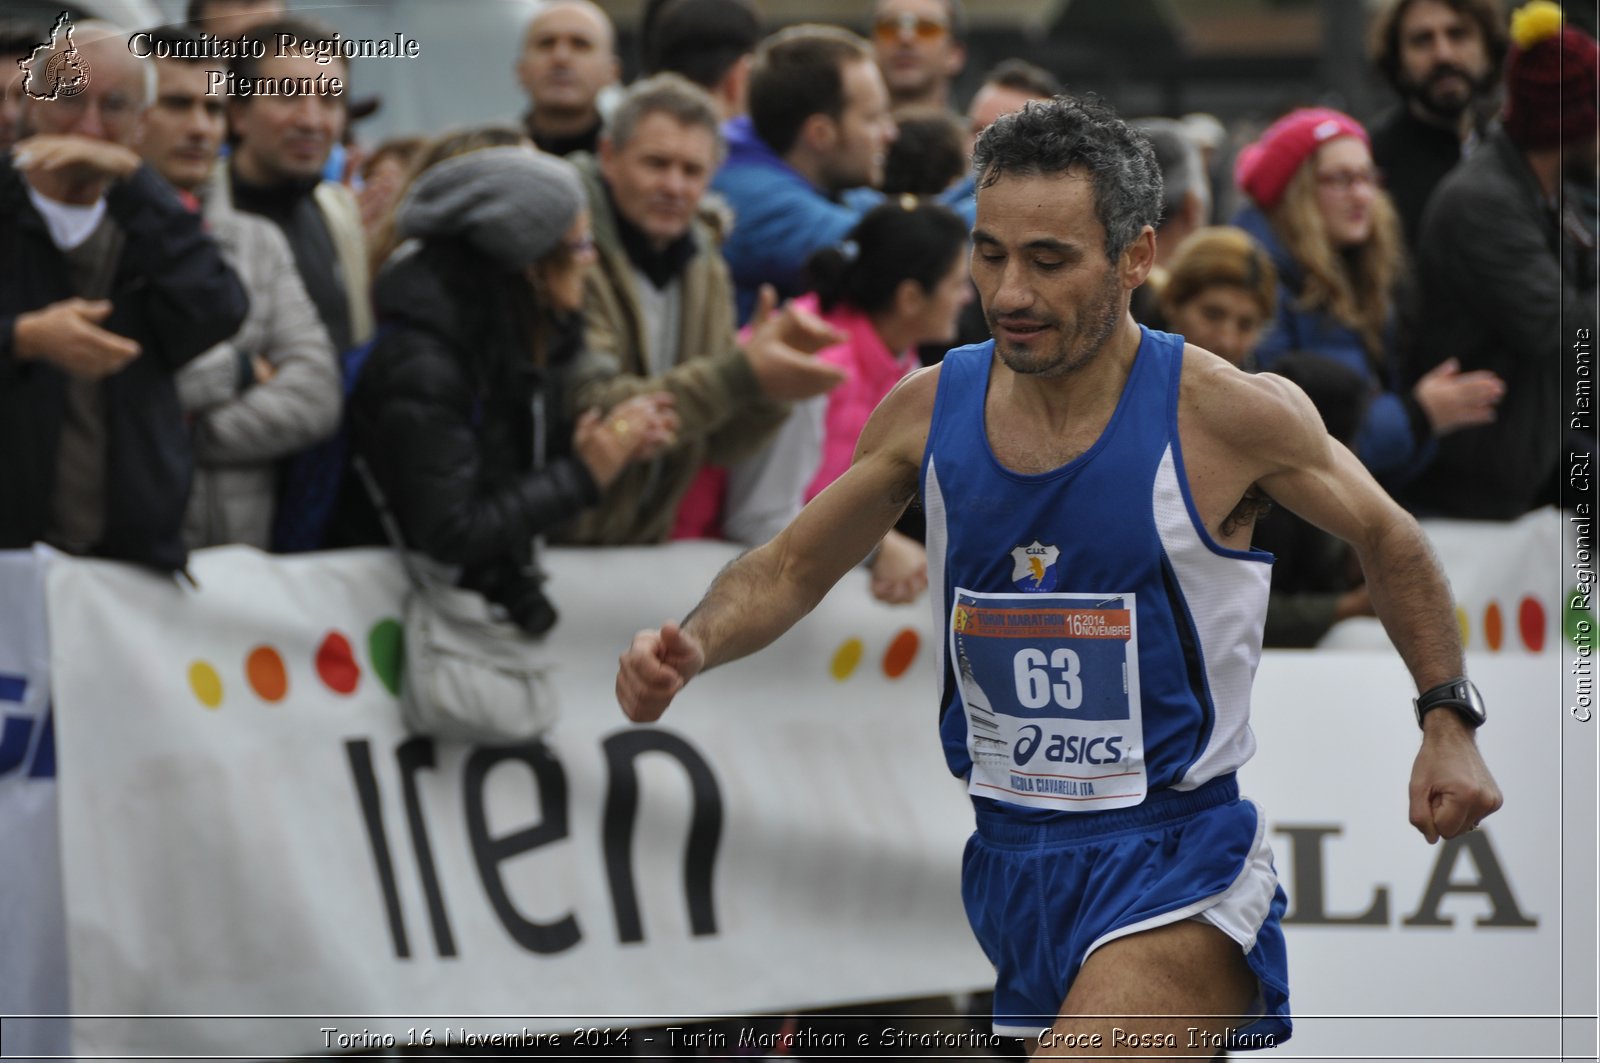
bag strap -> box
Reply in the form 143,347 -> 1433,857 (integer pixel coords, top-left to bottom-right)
526,390 -> 548,587
353,453 -> 432,593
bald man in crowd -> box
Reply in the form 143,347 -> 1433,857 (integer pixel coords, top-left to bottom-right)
516,0 -> 621,157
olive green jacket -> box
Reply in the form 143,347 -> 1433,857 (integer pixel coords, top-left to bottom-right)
559,153 -> 787,544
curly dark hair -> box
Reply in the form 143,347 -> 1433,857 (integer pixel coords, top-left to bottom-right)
972,94 -> 1162,264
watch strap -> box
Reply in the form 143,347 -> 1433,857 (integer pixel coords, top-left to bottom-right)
1414,676 -> 1487,729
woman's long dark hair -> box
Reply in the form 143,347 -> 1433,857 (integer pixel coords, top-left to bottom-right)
806,200 -> 969,315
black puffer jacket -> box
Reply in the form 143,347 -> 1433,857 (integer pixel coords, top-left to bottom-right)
334,237 -> 599,633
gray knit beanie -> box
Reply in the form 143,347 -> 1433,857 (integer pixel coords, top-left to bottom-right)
394,146 -> 585,269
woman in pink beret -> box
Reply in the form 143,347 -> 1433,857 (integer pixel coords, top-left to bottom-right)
1230,107 -> 1503,487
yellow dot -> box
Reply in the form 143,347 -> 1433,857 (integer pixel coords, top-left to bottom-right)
830,638 -> 864,681
189,660 -> 223,709
1455,605 -> 1470,648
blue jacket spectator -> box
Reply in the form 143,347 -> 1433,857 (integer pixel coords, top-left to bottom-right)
711,25 -> 896,322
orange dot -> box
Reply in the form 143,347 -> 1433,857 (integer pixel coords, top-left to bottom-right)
1518,596 -> 1545,653
1483,601 -> 1503,652
246,645 -> 288,702
830,638 -> 863,681
1455,605 -> 1470,647
881,628 -> 921,679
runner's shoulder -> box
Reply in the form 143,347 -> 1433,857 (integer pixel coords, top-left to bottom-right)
859,362 -> 943,458
1177,344 -> 1324,466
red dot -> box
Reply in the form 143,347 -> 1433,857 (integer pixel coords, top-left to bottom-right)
1483,601 -> 1503,652
316,630 -> 361,695
1518,597 -> 1545,653
882,628 -> 921,679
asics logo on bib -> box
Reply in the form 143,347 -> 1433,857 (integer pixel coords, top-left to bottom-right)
1012,724 -> 1125,766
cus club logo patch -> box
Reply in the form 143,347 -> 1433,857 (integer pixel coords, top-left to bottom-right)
1010,540 -> 1060,592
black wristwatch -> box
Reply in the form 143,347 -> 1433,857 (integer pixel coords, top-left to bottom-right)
1414,676 -> 1487,729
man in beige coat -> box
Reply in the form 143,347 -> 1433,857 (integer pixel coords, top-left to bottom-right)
140,30 -> 339,548
562,74 -> 845,544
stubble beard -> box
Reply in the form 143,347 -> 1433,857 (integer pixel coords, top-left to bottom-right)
990,268 -> 1124,380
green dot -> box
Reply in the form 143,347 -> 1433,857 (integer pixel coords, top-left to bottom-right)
368,618 -> 404,697
1567,584 -> 1596,647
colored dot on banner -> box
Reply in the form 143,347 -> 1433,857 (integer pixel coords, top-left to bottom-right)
188,661 -> 223,709
882,628 -> 921,679
830,638 -> 864,681
1455,605 -> 1470,648
1482,601 -> 1503,652
1567,584 -> 1596,647
368,619 -> 404,697
1518,596 -> 1545,654
246,645 -> 288,702
316,630 -> 361,695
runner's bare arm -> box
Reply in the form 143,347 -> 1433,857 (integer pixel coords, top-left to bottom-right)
616,366 -> 937,722
1197,367 -> 1501,841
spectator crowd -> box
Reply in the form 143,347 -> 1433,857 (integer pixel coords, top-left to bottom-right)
3,0 -> 1592,652
0,0 -> 1592,656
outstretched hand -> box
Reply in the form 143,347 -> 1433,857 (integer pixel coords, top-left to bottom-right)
12,298 -> 141,379
744,284 -> 847,401
616,621 -> 706,723
1408,713 -> 1502,843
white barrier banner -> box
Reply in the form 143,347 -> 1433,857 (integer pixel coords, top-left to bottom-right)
0,548 -> 71,1060
1323,506 -> 1578,654
34,542 -> 1599,1060
48,545 -> 989,1058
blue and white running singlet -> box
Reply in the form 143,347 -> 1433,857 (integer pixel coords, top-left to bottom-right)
922,327 -> 1273,817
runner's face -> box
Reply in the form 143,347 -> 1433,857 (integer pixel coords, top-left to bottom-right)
970,169 -> 1126,379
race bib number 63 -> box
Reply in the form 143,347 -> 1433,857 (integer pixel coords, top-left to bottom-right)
951,588 -> 1146,811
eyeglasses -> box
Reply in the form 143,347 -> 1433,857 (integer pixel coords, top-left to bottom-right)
563,233 -> 596,256
872,12 -> 950,45
1314,167 -> 1382,193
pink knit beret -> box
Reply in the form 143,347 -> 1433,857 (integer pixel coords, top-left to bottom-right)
1235,107 -> 1369,211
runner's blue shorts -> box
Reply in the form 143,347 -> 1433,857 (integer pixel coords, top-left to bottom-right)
961,773 -> 1291,1047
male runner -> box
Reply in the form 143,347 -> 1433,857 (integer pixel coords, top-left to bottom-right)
615,96 -> 1501,1057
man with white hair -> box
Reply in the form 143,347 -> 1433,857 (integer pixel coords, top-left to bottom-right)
0,22 -> 247,570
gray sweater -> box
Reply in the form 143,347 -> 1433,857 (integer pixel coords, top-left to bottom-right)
176,190 -> 339,548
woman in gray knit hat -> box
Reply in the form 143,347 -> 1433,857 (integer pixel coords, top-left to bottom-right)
334,134 -> 677,633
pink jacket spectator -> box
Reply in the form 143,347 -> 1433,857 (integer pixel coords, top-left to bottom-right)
798,292 -> 921,502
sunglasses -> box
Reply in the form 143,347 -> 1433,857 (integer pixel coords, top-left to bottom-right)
872,12 -> 950,45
